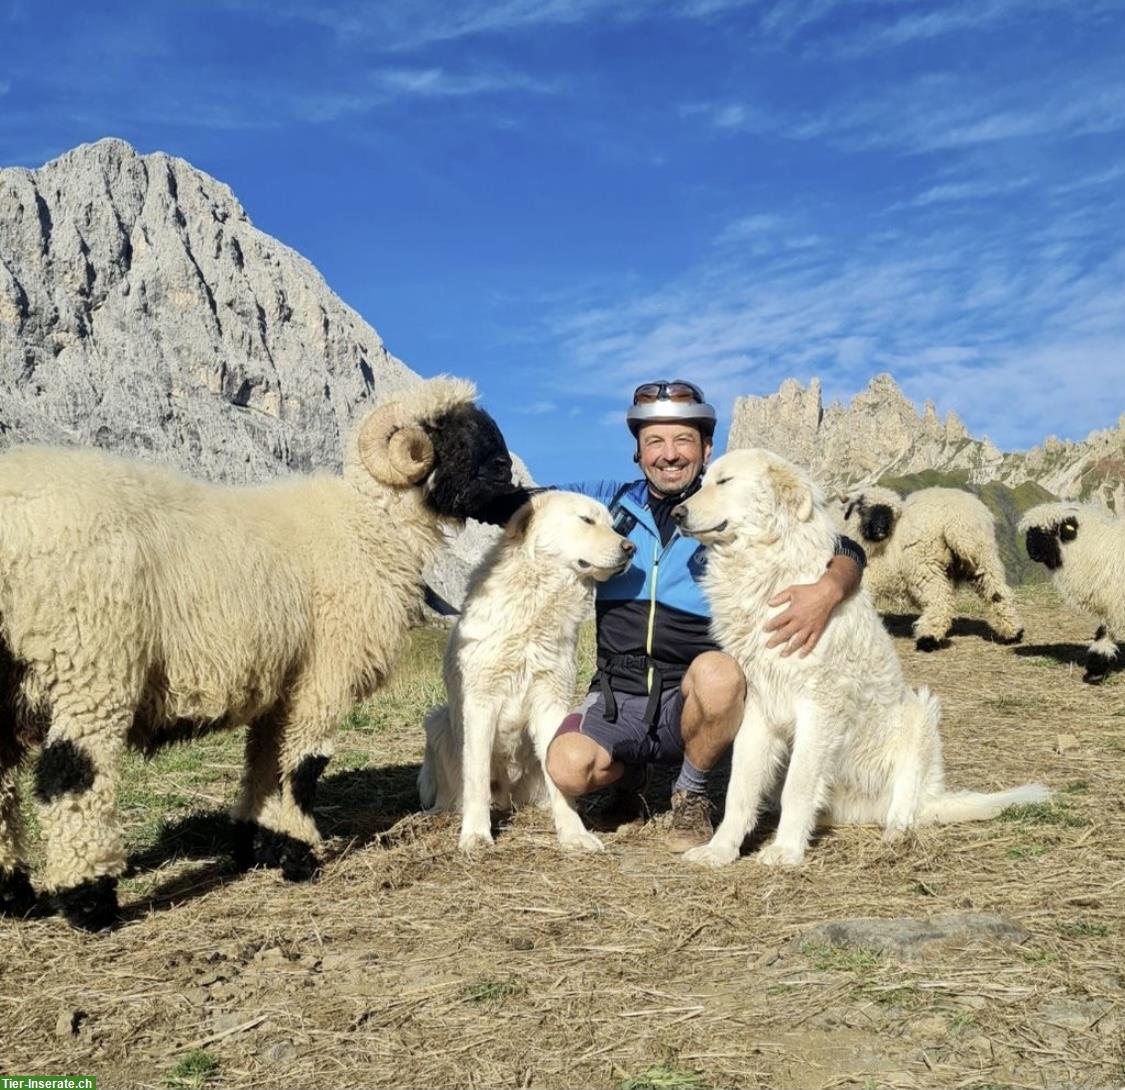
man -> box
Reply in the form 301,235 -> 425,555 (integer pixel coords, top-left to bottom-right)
545,380 -> 865,853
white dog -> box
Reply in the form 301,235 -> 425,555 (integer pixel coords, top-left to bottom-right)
418,490 -> 634,853
671,449 -> 1050,867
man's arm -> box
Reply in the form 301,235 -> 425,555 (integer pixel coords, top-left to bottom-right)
763,536 -> 865,657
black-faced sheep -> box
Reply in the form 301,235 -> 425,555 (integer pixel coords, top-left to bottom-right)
1019,502 -> 1124,684
836,486 -> 1024,652
0,377 -> 528,929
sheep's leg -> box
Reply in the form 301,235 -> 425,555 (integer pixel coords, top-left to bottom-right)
0,729 -> 37,918
247,686 -> 342,882
971,567 -> 1024,643
231,711 -> 284,870
1084,625 -> 1120,685
528,704 -> 604,854
757,700 -> 833,867
911,566 -> 955,651
34,697 -> 130,930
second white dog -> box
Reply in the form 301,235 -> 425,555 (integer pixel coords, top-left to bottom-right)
671,448 -> 1050,867
418,490 -> 633,853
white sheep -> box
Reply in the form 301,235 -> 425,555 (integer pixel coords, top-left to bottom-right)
836,486 -> 1024,652
0,377 -> 527,929
1019,502 -> 1125,684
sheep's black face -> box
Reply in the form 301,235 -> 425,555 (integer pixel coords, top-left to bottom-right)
1025,525 -> 1063,570
860,503 -> 895,543
422,404 -> 528,525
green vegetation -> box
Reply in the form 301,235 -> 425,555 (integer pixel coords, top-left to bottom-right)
804,941 -> 883,973
999,799 -> 1089,828
164,1051 -> 219,1089
460,976 -> 529,1005
619,1066 -> 709,1090
1057,919 -> 1110,939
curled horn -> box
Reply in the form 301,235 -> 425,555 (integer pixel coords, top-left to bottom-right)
358,402 -> 436,486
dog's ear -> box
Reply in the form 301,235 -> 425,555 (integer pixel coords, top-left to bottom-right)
768,463 -> 814,522
504,498 -> 536,542
358,403 -> 436,486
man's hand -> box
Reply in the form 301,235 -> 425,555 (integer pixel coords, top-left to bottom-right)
764,556 -> 862,657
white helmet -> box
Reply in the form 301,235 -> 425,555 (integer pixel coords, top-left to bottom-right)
626,380 -> 716,437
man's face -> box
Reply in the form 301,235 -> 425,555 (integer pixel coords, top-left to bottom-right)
636,422 -> 712,496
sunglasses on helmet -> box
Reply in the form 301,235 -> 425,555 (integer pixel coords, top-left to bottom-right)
632,380 -> 705,405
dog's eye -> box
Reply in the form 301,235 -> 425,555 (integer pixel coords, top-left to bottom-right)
580,515 -> 595,525
716,477 -> 732,486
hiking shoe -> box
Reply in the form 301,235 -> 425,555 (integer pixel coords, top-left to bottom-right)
665,789 -> 715,854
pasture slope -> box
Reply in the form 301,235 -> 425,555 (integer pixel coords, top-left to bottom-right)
2,586 -> 1123,1090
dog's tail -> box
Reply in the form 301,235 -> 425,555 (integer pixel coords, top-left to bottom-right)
900,687 -> 1050,824
920,783 -> 1052,824
417,705 -> 450,811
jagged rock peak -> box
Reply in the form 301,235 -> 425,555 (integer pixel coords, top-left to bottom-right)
0,137 -> 418,482
727,372 -> 1123,511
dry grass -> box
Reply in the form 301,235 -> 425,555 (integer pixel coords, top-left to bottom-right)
3,586 -> 1124,1089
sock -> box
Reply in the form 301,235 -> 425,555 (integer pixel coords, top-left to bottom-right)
673,755 -> 711,796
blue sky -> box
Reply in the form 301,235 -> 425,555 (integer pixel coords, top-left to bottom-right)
2,0 -> 1124,485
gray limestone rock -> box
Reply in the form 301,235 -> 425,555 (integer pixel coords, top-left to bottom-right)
729,373 -> 1124,512
0,138 -> 417,481
795,911 -> 1030,961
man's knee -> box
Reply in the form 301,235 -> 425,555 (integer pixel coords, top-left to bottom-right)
683,651 -> 746,719
546,732 -> 605,797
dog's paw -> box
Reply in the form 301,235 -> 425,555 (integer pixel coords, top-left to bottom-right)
682,841 -> 740,868
558,828 -> 604,853
881,820 -> 911,843
459,830 -> 494,856
755,841 -> 805,868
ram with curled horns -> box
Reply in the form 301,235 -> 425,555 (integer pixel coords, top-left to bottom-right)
0,376 -> 528,929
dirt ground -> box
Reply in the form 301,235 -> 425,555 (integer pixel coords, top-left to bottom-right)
3,585 -> 1124,1090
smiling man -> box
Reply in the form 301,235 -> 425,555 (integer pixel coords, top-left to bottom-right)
545,380 -> 866,852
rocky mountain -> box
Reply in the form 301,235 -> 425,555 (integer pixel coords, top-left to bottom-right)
728,374 -> 1124,583
729,374 -> 1124,512
0,138 -> 519,606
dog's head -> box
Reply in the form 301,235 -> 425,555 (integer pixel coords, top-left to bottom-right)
505,491 -> 635,580
350,377 -> 529,525
671,448 -> 820,548
1019,503 -> 1083,572
836,486 -> 902,550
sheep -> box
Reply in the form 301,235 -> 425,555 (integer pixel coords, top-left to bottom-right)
0,377 -> 528,929
1019,502 -> 1125,684
835,486 -> 1024,652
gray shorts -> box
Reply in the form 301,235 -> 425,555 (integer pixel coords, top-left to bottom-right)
555,688 -> 686,767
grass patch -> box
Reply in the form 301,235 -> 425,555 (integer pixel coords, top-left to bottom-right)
949,1009 -> 977,1034
983,694 -> 1035,716
619,1066 -> 708,1090
804,942 -> 883,973
164,1050 -> 219,1089
461,976 -> 528,1005
1056,919 -> 1110,939
1006,843 -> 1048,859
1018,946 -> 1057,965
999,799 -> 1089,828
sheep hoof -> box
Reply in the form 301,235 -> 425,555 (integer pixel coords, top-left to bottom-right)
230,820 -> 321,880
54,876 -> 119,931
0,868 -> 40,918
1084,651 -> 1114,685
997,629 -> 1024,645
915,636 -> 943,653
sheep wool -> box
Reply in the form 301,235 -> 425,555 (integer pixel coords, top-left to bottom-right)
0,376 -> 525,929
1019,502 -> 1125,684
836,486 -> 1024,652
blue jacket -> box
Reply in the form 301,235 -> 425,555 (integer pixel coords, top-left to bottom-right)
571,478 -> 865,700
